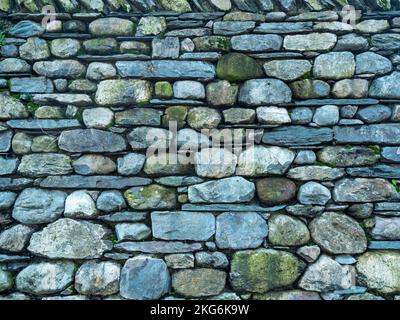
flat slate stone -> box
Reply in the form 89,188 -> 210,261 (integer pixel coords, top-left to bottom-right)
347,164 -> 400,179
116,60 -> 216,80
32,94 -> 92,106
375,202 -> 400,211
9,77 -> 54,93
262,126 -> 333,146
254,22 -> 312,33
38,175 -> 152,189
7,119 -> 81,130
334,124 -> 400,145
0,131 -> 12,152
0,178 -> 33,191
182,203 -> 286,212
294,98 -> 379,106
369,241 -> 400,250
115,241 -> 203,253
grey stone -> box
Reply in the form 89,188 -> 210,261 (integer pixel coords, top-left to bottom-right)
236,145 -> 295,176
332,79 -> 368,99
288,165 -> 344,181
334,34 -> 369,52
59,129 -> 126,153
291,108 -> 313,124
369,241 -> 400,250
0,156 -> 18,175
357,105 -> 392,123
0,224 -> 34,252
347,203 -> 373,219
89,18 -> 134,36
115,223 -> 151,241
0,270 -> 13,293
16,262 -> 75,295
64,191 -> 97,219
136,16 -> 167,36
313,105 -> 339,126
371,217 -> 400,240
194,148 -> 237,178
347,164 -> 400,179
294,150 -> 316,164
0,192 -> 17,210
371,33 -> 400,50
0,45 -> 18,57
17,153 -> 72,177
215,212 -> 267,249
165,254 -> 194,269
223,108 -> 254,124
28,218 -> 111,259
231,34 -> 282,52
73,155 -> 116,175
12,188 -> 66,224
116,60 -> 216,80
296,245 -> 321,263
0,95 -> 28,120
19,37 -> 50,61
117,153 -> 146,176
256,106 -> 290,124
239,79 -> 292,105
32,94 -> 92,106
95,79 -> 152,106
310,212 -> 367,254
82,108 -> 113,129
87,62 -> 117,81
299,256 -> 354,292
334,124 -> 400,145
283,33 -> 337,51
9,20 -> 44,38
254,290 -> 321,300
268,214 -> 310,246
298,182 -> 331,205
255,22 -> 312,33
357,251 -> 400,294
313,52 -> 355,80
120,256 -> 170,300
97,191 -> 127,212
333,178 -> 399,202
263,59 -> 312,81
0,58 -> 31,73
75,261 -> 120,296
195,251 -> 229,268
128,127 -> 171,150
116,109 -> 162,127
115,241 -> 202,254
187,107 -> 221,130
318,146 -> 380,167
183,203 -> 285,212
382,147 -> 400,163
39,175 -> 151,189
152,37 -> 180,59
188,177 -> 255,203
213,21 -> 255,35
356,52 -> 392,75
10,77 -> 53,93
144,153 -> 193,176
151,211 -> 215,241
174,80 -> 205,99
370,72 -> 400,99
51,38 -> 81,58
356,19 -> 389,33
33,60 -> 86,79
155,176 -> 204,187
207,81 -> 238,107
290,79 -> 330,99
263,126 -> 333,146
99,212 -> 148,223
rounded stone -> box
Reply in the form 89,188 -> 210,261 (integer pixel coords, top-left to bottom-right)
313,105 -> 339,126
297,182 -> 331,205
216,53 -> 263,82
313,52 -> 355,80
124,184 -> 177,210
120,256 -> 170,300
97,190 -> 127,212
82,108 -> 114,129
256,178 -> 296,205
72,155 -> 116,175
75,261 -> 120,296
0,270 -> 13,293
263,59 -> 312,81
206,80 -> 238,107
309,212 -> 367,254
173,80 -> 205,100
187,107 -> 221,130
194,147 -> 237,178
64,190 -> 97,219
268,214 -> 310,246
50,38 -> 81,58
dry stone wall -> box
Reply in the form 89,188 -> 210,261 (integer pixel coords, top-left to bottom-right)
1,0 -> 400,301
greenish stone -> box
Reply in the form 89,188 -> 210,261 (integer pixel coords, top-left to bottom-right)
268,214 -> 310,246
155,81 -> 173,99
0,0 -> 10,12
120,41 -> 150,55
317,146 -> 380,167
193,36 -> 231,52
124,184 -> 177,210
0,270 -> 13,292
144,153 -> 193,176
290,79 -> 330,99
162,106 -> 188,129
12,133 -> 32,155
230,249 -> 304,293
19,0 -> 38,12
216,53 -> 263,82
136,16 -> 167,36
83,38 -> 118,55
187,107 -> 221,130
31,135 -> 58,153
160,0 -> 192,12
0,94 -> 29,120
68,79 -> 97,93
34,106 -> 64,119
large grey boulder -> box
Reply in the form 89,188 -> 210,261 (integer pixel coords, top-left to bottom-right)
12,188 -> 66,224
120,256 -> 170,300
28,218 -> 112,259
239,79 -> 292,105
16,262 -> 75,295
309,212 -> 367,254
215,212 -> 267,249
188,177 -> 255,203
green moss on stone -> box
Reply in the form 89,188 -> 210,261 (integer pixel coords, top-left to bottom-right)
155,81 -> 173,98
216,53 -> 263,83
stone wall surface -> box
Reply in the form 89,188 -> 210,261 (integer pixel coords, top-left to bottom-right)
1,0 -> 400,301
